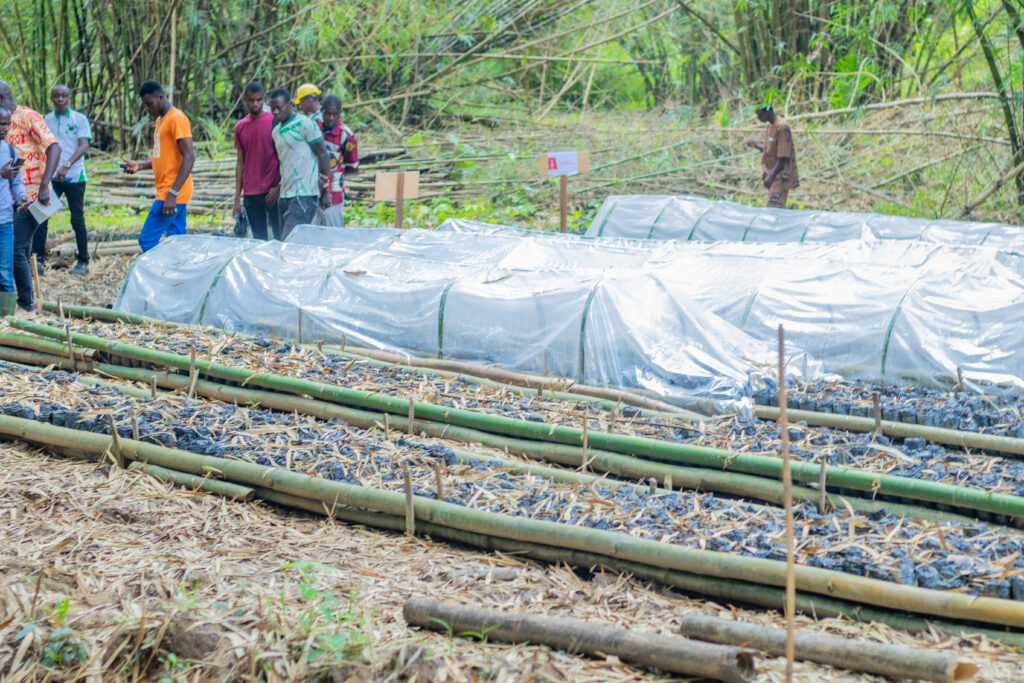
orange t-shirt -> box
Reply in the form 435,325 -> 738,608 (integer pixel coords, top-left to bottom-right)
152,107 -> 193,203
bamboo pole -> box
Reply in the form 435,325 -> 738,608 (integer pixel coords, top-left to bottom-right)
3,414 -> 1024,629
403,598 -> 756,682
71,363 -> 988,524
754,406 -> 1024,459
252,485 -> 1024,649
128,462 -> 254,500
679,615 -> 978,683
777,326 -> 795,683
11,320 -> 1024,521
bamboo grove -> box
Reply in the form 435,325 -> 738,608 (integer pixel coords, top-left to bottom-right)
0,0 -> 1021,188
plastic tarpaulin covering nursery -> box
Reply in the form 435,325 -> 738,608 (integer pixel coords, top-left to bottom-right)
587,195 -> 1024,247
116,231 -> 770,412
116,228 -> 1024,410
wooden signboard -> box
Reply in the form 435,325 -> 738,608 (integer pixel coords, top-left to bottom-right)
539,152 -> 589,232
374,171 -> 420,228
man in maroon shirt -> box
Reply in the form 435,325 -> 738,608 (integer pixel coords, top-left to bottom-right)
233,81 -> 281,240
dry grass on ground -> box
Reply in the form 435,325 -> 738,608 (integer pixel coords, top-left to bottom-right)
1,443 -> 1022,682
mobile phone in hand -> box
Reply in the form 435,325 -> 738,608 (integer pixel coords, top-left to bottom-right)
9,158 -> 24,169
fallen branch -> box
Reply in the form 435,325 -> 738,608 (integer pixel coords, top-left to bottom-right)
958,156 -> 1024,217
403,598 -> 756,682
679,615 -> 977,683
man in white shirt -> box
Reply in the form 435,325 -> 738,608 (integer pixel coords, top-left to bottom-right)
41,84 -> 91,274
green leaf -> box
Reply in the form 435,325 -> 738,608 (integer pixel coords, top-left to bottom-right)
14,623 -> 38,642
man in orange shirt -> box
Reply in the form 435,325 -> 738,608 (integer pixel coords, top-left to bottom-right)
123,80 -> 194,251
746,105 -> 799,208
0,81 -> 61,317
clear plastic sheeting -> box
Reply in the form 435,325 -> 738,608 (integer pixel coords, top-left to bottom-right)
116,229 -> 1024,413
116,233 -> 782,412
587,195 -> 1024,247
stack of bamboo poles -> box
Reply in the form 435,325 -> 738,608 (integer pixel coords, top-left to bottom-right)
86,145 -> 473,214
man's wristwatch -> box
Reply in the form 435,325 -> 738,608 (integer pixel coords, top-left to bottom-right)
167,188 -> 180,197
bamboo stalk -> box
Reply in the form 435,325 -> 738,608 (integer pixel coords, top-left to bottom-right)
404,598 -> 756,682
754,406 -> 1024,459
4,414 -> 1024,628
84,362 -> 981,523
679,615 -> 978,683
777,325 -> 795,683
11,321 -> 1024,521
252,485 -> 1024,649
128,461 -> 254,501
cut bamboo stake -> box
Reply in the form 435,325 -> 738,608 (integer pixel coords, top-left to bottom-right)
679,615 -> 977,683
872,392 -> 881,434
433,461 -> 444,501
30,254 -> 41,302
817,460 -> 827,514
407,400 -> 415,435
403,462 -> 415,535
777,324 -> 795,683
559,175 -> 568,232
64,326 -> 76,372
187,347 -> 198,399
56,297 -> 64,319
580,418 -> 589,472
106,414 -> 124,469
395,173 -> 405,229
404,598 -> 755,682
384,413 -> 391,440
150,376 -> 157,399
130,406 -> 139,441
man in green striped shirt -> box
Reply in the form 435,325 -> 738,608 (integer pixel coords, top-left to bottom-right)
268,88 -> 330,238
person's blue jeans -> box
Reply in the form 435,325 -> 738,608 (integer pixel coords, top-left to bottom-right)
0,221 -> 13,292
138,200 -> 188,252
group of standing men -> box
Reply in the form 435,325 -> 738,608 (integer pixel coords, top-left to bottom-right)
0,81 -> 93,318
232,81 -> 359,240
123,79 -> 359,247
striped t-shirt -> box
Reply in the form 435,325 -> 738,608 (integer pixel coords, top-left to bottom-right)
271,113 -> 322,198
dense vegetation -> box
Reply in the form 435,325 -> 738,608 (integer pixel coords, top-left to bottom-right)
0,1 -> 1022,219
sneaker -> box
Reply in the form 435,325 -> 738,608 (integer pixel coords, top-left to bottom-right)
70,261 -> 90,275
14,307 -> 36,318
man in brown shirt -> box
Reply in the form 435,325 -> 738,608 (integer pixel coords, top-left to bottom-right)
746,105 -> 799,208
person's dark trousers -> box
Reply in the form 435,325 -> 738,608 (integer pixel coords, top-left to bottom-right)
13,210 -> 45,310
30,216 -> 47,270
52,181 -> 89,263
278,196 -> 318,240
243,193 -> 282,241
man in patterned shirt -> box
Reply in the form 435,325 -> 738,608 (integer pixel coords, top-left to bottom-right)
0,81 -> 60,317
746,105 -> 799,208
268,88 -> 330,238
42,84 -> 92,275
319,95 -> 359,207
